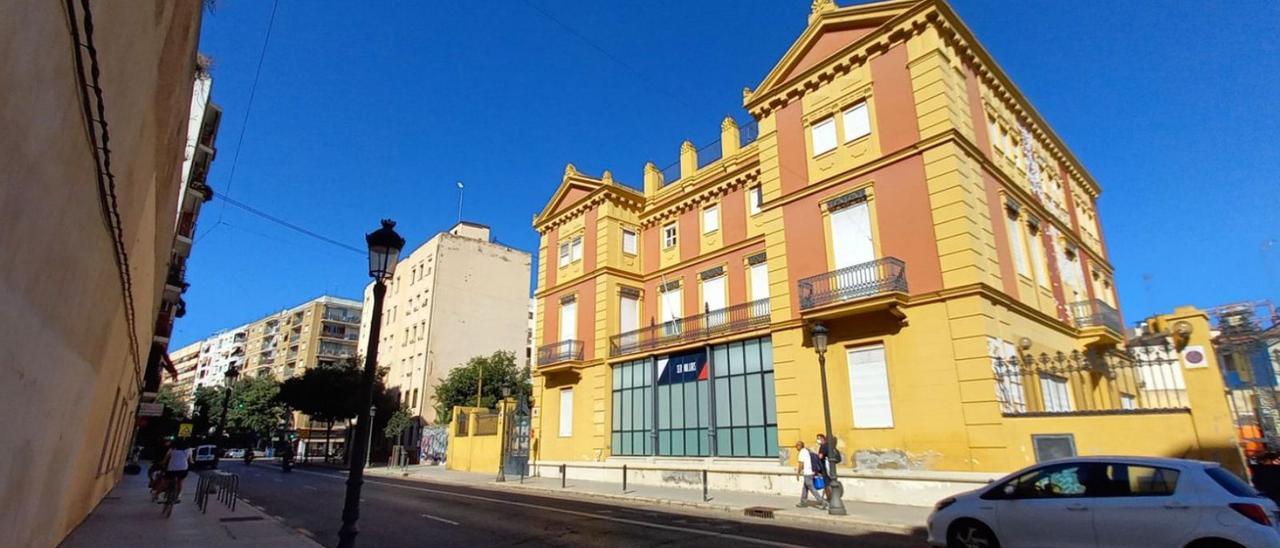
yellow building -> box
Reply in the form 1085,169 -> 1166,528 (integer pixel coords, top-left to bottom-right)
529,0 -> 1240,503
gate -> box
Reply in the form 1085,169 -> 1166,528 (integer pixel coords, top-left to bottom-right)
502,394 -> 531,479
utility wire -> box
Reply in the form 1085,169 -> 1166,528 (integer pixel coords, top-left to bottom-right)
214,0 -> 280,228
213,193 -> 364,255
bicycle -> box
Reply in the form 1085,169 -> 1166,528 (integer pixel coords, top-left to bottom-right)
161,476 -> 179,518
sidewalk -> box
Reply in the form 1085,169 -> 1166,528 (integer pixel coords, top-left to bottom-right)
60,467 -> 319,547
362,463 -> 929,536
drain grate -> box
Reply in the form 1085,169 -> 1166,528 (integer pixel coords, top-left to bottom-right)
743,506 -> 777,519
219,516 -> 265,523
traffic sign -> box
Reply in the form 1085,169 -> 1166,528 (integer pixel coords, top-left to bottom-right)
178,423 -> 193,438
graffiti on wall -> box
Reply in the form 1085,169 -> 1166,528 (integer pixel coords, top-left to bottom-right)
421,425 -> 448,464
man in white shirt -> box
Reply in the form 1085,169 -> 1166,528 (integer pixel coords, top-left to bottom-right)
794,440 -> 828,509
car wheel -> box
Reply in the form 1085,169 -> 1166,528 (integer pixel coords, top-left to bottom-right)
947,519 -> 1000,548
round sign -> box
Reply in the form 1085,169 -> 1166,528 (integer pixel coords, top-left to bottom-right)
1184,349 -> 1204,365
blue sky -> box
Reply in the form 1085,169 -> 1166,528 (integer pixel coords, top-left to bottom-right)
175,0 -> 1280,347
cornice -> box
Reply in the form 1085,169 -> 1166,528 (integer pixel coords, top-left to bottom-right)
536,187 -> 645,235
534,266 -> 644,298
907,281 -> 1081,339
639,164 -> 762,229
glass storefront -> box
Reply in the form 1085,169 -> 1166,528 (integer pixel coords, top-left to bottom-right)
610,336 -> 777,458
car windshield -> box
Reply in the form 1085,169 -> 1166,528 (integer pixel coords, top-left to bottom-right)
1205,466 -> 1261,498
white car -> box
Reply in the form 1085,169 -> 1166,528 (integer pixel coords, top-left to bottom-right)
225,448 -> 246,458
927,456 -> 1280,548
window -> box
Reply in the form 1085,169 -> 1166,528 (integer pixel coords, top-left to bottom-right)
1040,375 -> 1072,412
663,223 -> 678,249
1110,464 -> 1179,496
559,388 -> 574,437
659,285 -> 682,335
702,274 -> 726,327
657,351 -> 711,456
559,236 -> 583,266
811,117 -> 836,156
571,236 -> 583,262
843,102 -> 871,142
559,241 -> 571,267
749,261 -> 769,301
1029,225 -> 1049,287
749,185 -> 763,216
713,338 -> 778,458
847,344 -> 893,428
559,298 -> 577,342
1205,466 -> 1260,497
702,206 -> 719,234
612,359 -> 652,456
1006,462 -> 1093,499
622,229 -> 637,255
412,389 -> 419,408
1007,212 -> 1030,276
619,293 -> 639,334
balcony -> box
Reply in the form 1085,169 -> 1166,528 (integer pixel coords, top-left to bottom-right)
609,298 -> 770,358
538,340 -> 584,370
1070,299 -> 1124,346
163,265 -> 188,301
796,258 -> 907,321
323,308 -> 361,324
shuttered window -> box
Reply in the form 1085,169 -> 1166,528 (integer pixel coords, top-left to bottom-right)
847,344 -> 893,428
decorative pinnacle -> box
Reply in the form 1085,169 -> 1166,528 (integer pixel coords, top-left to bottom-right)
681,140 -> 696,152
564,163 -> 578,177
601,170 -> 613,183
810,0 -> 837,23
721,116 -> 738,130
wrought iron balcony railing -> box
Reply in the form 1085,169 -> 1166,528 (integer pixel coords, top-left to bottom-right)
1069,299 -> 1123,334
609,298 -> 770,357
538,340 -> 584,366
797,257 -> 907,310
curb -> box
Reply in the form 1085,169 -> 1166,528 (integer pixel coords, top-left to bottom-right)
362,467 -> 922,537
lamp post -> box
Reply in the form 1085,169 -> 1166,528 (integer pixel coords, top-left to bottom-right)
364,405 -> 376,468
337,220 -> 404,548
496,385 -> 512,482
810,322 -> 846,516
214,365 -> 240,445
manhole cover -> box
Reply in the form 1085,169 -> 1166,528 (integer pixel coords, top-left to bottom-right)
743,506 -> 776,519
220,516 -> 265,522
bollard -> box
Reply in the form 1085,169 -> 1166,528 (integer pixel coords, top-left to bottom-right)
622,464 -> 627,492
519,464 -> 525,484
702,470 -> 708,502
561,464 -> 566,488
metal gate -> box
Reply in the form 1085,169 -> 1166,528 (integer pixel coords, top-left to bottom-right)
502,394 -> 531,479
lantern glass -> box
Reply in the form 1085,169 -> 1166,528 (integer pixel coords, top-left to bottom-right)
365,219 -> 406,280
811,322 -> 829,355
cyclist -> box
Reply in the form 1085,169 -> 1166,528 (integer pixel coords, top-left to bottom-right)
162,439 -> 194,503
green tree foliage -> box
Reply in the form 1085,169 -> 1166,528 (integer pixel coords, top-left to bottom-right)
192,385 -> 222,436
383,407 -> 413,440
155,384 -> 190,420
227,373 -> 286,438
432,351 -> 531,423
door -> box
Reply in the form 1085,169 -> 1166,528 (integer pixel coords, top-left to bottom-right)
830,201 -> 874,270
502,394 -> 532,478
702,275 -> 726,328
993,462 -> 1101,548
559,300 -> 577,343
619,294 -> 639,351
660,287 -> 682,337
749,262 -> 769,302
1089,463 -> 1196,548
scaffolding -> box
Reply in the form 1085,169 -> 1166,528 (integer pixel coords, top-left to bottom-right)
1210,301 -> 1280,455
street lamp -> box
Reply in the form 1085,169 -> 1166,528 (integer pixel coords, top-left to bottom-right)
364,405 -> 376,468
214,364 -> 240,446
496,385 -> 512,482
810,322 -> 847,516
338,219 -> 404,548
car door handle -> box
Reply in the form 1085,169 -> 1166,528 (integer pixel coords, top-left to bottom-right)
1066,503 -> 1089,511
1164,502 -> 1190,509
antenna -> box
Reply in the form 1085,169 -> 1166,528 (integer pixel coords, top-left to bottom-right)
456,181 -> 465,224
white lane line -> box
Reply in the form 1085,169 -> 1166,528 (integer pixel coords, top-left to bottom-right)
289,468 -> 803,548
421,513 -> 460,526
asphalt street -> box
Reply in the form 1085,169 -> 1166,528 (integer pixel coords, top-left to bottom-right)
222,461 -> 923,547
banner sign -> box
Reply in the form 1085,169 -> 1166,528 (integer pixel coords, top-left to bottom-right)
657,350 -> 707,385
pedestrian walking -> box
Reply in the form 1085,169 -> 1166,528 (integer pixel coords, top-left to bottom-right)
815,433 -> 833,499
794,441 -> 828,509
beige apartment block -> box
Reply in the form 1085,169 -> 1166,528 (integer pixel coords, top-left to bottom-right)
0,2 -> 204,545
166,295 -> 362,455
168,341 -> 203,410
359,222 -> 532,435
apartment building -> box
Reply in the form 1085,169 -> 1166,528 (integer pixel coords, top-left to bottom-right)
0,2 -> 205,544
359,222 -> 531,434
530,0 -> 1238,491
241,295 -> 363,379
168,342 -> 203,410
194,326 -> 250,391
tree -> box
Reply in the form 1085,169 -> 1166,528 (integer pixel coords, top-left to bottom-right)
192,385 -> 222,437
226,373 -> 286,444
276,360 -> 364,462
155,384 -> 190,420
383,407 -> 412,441
432,351 -> 531,423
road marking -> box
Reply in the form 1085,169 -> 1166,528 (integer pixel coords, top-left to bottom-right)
289,468 -> 804,548
421,513 -> 460,526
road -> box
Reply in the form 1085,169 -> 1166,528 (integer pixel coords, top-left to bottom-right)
221,462 -> 923,547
